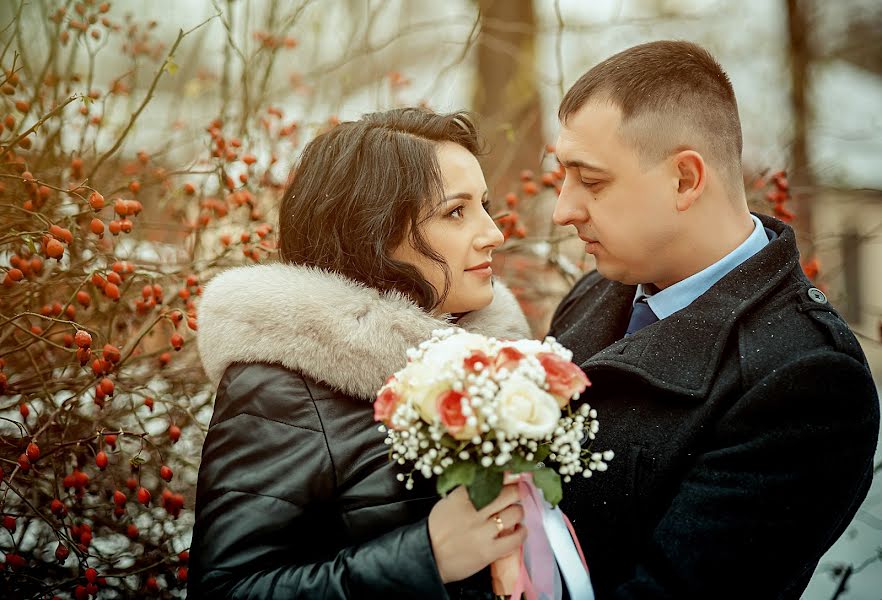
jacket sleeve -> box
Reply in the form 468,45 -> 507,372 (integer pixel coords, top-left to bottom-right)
613,351 -> 879,599
190,365 -> 448,599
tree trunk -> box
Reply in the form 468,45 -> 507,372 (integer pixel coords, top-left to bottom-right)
473,0 -> 544,201
786,0 -> 815,254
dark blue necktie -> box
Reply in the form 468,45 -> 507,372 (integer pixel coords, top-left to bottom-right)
625,297 -> 658,336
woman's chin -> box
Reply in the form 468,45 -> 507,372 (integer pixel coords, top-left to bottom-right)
441,288 -> 494,315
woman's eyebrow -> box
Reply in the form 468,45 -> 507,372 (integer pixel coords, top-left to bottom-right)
443,190 -> 489,201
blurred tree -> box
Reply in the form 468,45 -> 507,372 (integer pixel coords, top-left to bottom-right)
473,0 -> 544,199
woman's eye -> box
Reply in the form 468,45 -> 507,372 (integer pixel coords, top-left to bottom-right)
582,180 -> 604,190
447,205 -> 465,219
481,200 -> 491,213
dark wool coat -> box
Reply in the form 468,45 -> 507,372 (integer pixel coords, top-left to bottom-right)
548,213 -> 879,599
188,264 -> 531,599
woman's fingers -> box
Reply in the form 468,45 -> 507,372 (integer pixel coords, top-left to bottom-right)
477,483 -> 521,520
486,503 -> 525,538
490,523 -> 529,559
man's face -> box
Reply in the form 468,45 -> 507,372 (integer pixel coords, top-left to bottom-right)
553,100 -> 680,286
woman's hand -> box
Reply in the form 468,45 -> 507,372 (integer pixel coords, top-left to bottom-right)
428,483 -> 527,583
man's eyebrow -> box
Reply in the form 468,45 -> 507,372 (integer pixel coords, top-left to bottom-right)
443,190 -> 489,202
555,156 -> 609,173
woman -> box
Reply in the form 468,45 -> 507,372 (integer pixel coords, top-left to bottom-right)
189,108 -> 532,598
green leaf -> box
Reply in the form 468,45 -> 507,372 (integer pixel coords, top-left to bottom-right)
467,467 -> 504,511
506,454 -> 540,473
129,455 -> 147,467
533,445 -> 551,464
533,467 -> 562,507
436,461 -> 476,496
165,58 -> 179,75
439,434 -> 459,450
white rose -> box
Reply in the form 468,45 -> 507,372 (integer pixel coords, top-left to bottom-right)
494,374 -> 561,439
507,338 -> 545,356
421,331 -> 489,368
398,362 -> 450,423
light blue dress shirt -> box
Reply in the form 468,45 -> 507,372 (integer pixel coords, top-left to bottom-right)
635,215 -> 770,319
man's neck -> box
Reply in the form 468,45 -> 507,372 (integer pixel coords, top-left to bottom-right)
654,212 -> 755,290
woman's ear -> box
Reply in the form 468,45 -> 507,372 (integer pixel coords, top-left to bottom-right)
673,150 -> 706,212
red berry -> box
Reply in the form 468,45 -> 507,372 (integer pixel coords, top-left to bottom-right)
88,191 -> 105,210
99,377 -> 114,396
55,543 -> 70,562
158,352 -> 171,367
5,552 -> 26,569
127,523 -> 139,539
85,567 -> 98,583
104,282 -> 120,301
51,498 -> 66,515
17,453 -> 30,471
76,290 -> 91,307
104,434 -> 117,448
137,487 -> 151,505
102,344 -> 121,363
74,330 -> 92,348
168,424 -> 181,443
183,182 -> 196,195
178,550 -> 189,563
3,515 -> 16,532
113,490 -> 127,505
146,576 -> 159,592
89,217 -> 105,237
26,441 -> 40,461
19,403 -> 29,418
46,238 -> 64,259
177,566 -> 188,583
96,451 -> 108,470
170,333 -> 184,351
160,465 -> 173,482
144,396 -> 155,411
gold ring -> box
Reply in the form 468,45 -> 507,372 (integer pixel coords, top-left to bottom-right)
493,514 -> 504,533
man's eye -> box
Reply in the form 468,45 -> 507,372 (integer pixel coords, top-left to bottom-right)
481,200 -> 491,213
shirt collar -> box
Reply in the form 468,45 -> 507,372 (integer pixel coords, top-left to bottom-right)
635,215 -> 770,320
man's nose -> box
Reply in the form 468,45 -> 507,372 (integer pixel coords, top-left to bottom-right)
552,177 -> 587,227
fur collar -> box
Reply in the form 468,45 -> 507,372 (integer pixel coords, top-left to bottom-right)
197,263 -> 531,399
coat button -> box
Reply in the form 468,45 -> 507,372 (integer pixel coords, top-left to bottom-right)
807,287 -> 827,304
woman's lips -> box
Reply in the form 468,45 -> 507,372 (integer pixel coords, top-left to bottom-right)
465,262 -> 492,277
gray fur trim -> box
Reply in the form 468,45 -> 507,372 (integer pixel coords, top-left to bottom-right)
197,263 -> 531,399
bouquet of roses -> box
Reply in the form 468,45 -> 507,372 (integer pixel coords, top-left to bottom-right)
374,328 -> 612,599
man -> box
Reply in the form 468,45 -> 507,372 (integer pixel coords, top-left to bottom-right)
548,40 -> 879,598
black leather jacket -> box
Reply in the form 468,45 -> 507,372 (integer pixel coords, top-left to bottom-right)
189,264 -> 530,598
188,362 -> 448,598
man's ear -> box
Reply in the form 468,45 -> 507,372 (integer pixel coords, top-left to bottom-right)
672,150 -> 706,212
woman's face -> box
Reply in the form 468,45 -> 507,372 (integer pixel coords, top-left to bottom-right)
392,141 -> 504,315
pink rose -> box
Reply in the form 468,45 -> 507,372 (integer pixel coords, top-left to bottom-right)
437,390 -> 477,440
495,346 -> 525,372
538,352 -> 590,407
463,350 -> 491,373
373,386 -> 400,427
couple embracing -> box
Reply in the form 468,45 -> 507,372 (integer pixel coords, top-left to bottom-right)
187,41 -> 879,599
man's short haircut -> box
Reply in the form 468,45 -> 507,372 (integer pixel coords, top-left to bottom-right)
559,40 -> 744,195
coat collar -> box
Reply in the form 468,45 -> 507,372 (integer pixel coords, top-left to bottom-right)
197,263 -> 531,399
578,214 -> 801,398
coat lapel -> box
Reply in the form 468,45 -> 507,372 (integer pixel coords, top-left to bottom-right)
578,215 -> 800,398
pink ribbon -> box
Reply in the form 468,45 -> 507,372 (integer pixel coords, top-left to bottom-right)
507,472 -> 590,600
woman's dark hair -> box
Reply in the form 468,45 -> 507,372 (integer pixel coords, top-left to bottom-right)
278,107 -> 483,310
